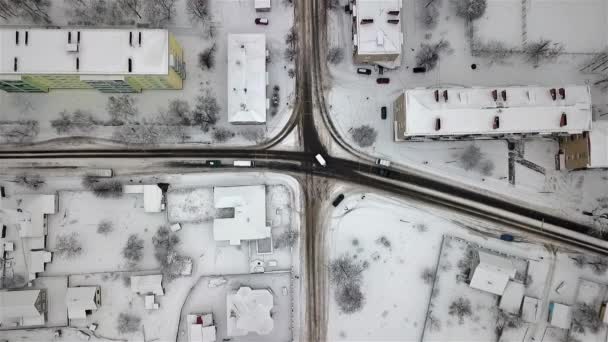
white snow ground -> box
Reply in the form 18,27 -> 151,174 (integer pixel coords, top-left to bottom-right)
326,188 -> 608,342
0,0 -> 296,147
325,0 -> 608,231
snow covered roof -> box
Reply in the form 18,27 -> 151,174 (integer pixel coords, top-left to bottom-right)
522,296 -> 540,323
66,287 -> 99,320
124,185 -> 164,213
227,34 -> 267,124
130,275 -> 164,296
549,302 -> 572,329
588,120 -> 608,168
0,289 -> 45,327
354,0 -> 402,56
213,185 -> 271,245
469,251 -> 517,296
401,85 -> 592,137
226,287 -> 274,337
0,28 -> 170,75
499,281 -> 525,314
254,0 -> 271,9
0,194 -> 56,242
27,250 -> 52,280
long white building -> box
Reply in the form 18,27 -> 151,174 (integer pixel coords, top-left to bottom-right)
393,85 -> 592,140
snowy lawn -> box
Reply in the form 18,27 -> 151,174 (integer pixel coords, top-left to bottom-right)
0,0 -> 295,147
46,190 -> 166,273
178,272 -> 295,342
325,0 -> 608,229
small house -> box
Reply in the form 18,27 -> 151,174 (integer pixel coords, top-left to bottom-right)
0,289 -> 47,328
521,296 -> 540,323
226,287 -> 273,336
499,281 -> 525,314
548,302 -> 572,329
66,286 -> 101,322
469,250 -> 517,296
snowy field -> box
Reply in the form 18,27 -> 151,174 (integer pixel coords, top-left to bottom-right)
325,189 -> 608,342
0,171 -> 302,340
325,0 -> 608,231
0,0 -> 295,148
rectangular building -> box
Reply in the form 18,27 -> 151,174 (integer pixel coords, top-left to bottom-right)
559,120 -> 608,170
227,34 -> 267,124
0,289 -> 46,328
351,0 -> 402,67
0,28 -> 185,93
469,251 -> 517,296
393,85 -> 592,140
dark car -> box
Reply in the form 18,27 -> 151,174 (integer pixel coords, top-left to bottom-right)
377,168 -> 390,177
255,18 -> 269,25
381,106 -> 387,120
499,234 -> 514,242
378,66 -> 384,75
332,194 -> 345,207
376,77 -> 390,84
206,160 -> 222,167
357,68 -> 372,75
413,66 -> 427,73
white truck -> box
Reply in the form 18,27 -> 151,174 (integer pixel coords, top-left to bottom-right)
233,160 -> 255,167
315,154 -> 327,167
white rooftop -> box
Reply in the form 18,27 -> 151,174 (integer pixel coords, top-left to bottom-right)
66,287 -> 99,321
226,287 -> 273,337
254,0 -> 271,9
124,185 -> 164,213
0,194 -> 56,245
401,85 -> 592,137
549,302 -> 572,329
521,296 -> 540,323
498,281 -> 525,314
469,251 -> 518,296
227,34 -> 267,124
0,289 -> 45,327
0,28 -> 169,75
27,250 -> 52,280
354,0 -> 402,56
589,120 -> 608,168
213,185 -> 271,245
130,275 -> 164,296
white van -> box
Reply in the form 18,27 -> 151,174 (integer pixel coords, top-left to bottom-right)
315,154 -> 327,167
234,160 -> 255,167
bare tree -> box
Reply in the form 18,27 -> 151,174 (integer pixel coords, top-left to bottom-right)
198,43 -> 217,70
336,282 -> 365,313
495,309 -> 524,341
329,254 -> 366,286
421,1 -> 440,29
0,0 -> 51,23
426,313 -> 442,332
416,39 -> 450,70
145,0 -> 176,27
118,0 -> 143,19
327,0 -> 340,10
66,0 -> 131,26
288,68 -> 296,79
192,88 -> 220,130
0,120 -> 39,144
571,303 -> 601,335
284,47 -> 296,62
351,125 -> 378,148
285,27 -> 297,46
97,219 -> 114,235
523,39 -> 564,68
480,159 -> 495,176
107,95 -> 138,125
327,47 -> 345,64
116,312 -> 141,334
51,110 -> 98,134
472,40 -> 514,65
212,127 -> 234,143
153,226 -> 190,281
460,144 -> 482,170
122,234 -> 144,264
449,297 -> 472,324
421,267 -> 436,284
241,128 -> 266,144
13,173 -> 45,190
452,0 -> 487,20
55,233 -> 84,259
1,274 -> 27,289
82,176 -> 124,198
167,99 -> 192,126
274,230 -> 299,249
186,0 -> 209,23
112,122 -> 186,144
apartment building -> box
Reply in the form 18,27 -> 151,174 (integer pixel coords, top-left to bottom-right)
0,28 -> 185,93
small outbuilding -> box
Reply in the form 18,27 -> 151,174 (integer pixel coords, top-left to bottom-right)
254,0 -> 271,11
66,286 -> 101,322
469,250 -> 517,296
130,275 -> 164,296
548,302 -> 572,329
499,281 -> 525,314
521,296 -> 540,323
226,287 -> 274,336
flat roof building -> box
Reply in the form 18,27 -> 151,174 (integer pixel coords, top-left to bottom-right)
498,281 -> 525,314
124,185 -> 164,213
393,85 -> 592,140
548,302 -> 572,329
227,34 -> 267,124
226,287 -> 273,337
130,275 -> 164,296
351,0 -> 403,67
66,286 -> 100,322
559,120 -> 608,170
213,185 -> 271,245
0,193 -> 57,249
0,28 -> 185,93
469,251 -> 518,296
521,296 -> 540,322
0,289 -> 46,328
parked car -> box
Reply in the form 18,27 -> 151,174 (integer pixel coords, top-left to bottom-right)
413,66 -> 427,73
234,160 -> 255,167
332,194 -> 345,207
315,154 -> 327,167
376,159 -> 391,167
499,234 -> 515,242
357,68 -> 372,75
376,158 -> 391,177
381,106 -> 387,120
206,160 -> 222,167
376,77 -> 390,84
255,18 -> 269,25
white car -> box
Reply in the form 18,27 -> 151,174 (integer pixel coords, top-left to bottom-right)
315,154 -> 327,167
376,159 -> 391,167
